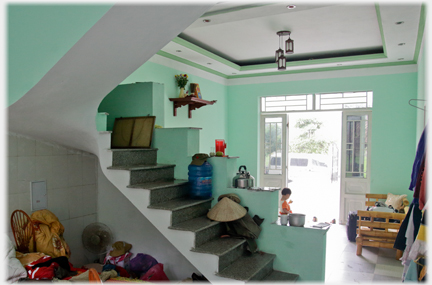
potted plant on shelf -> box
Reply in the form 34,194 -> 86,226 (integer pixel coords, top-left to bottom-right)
175,74 -> 188,98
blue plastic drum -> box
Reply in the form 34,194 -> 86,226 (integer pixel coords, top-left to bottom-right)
188,161 -> 213,199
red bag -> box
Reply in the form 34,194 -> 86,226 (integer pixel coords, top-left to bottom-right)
139,263 -> 169,281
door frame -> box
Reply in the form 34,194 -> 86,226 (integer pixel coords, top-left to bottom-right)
339,110 -> 372,224
259,114 -> 288,189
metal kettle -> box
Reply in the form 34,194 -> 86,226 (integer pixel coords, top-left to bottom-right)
233,165 -> 255,188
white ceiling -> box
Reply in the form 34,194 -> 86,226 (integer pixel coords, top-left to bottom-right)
160,2 -> 424,78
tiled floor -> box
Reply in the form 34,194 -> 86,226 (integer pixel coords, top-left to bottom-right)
325,223 -> 404,283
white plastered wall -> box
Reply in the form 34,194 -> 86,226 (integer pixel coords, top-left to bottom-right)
6,133 -> 99,266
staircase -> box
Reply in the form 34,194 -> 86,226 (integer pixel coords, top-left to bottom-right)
104,146 -> 299,282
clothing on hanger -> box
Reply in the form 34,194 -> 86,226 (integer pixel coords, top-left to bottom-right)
409,128 -> 427,191
419,156 -> 427,210
394,202 -> 422,251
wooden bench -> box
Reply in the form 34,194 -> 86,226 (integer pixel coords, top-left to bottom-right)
356,194 -> 407,260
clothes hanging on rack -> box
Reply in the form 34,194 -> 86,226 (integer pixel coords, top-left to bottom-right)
414,154 -> 426,199
408,214 -> 427,261
409,128 -> 427,191
394,202 -> 422,251
405,257 -> 427,282
399,208 -> 425,281
401,126 -> 428,282
419,157 -> 427,210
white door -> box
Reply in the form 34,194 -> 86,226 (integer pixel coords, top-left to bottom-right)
260,114 -> 288,188
339,111 -> 372,223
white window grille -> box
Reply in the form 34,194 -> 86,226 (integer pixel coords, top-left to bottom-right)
261,91 -> 373,113
316,91 -> 373,110
261,94 -> 313,112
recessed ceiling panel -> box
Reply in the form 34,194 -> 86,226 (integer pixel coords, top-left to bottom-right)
159,2 -> 423,77
180,3 -> 382,65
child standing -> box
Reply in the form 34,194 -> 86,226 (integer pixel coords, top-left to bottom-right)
279,188 -> 293,214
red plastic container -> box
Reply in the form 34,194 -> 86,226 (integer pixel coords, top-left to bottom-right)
215,139 -> 227,155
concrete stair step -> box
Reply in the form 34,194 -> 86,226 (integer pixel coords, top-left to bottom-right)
192,237 -> 246,271
262,270 -> 299,282
192,237 -> 246,256
148,198 -> 213,226
169,215 -> 219,232
107,164 -> 175,185
217,252 -> 275,281
110,148 -> 158,166
127,179 -> 188,190
128,179 -> 189,205
107,163 -> 175,171
169,215 -> 222,247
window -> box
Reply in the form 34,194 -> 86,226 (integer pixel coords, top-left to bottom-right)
345,114 -> 369,178
261,91 -> 372,113
264,117 -> 283,175
316,91 -> 373,110
261,94 -> 313,112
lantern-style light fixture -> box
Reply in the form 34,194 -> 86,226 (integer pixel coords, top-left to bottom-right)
276,31 -> 294,70
285,32 -> 294,54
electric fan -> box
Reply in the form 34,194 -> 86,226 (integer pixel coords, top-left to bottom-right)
82,222 -> 113,255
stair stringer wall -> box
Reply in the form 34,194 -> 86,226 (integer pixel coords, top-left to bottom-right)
96,132 -> 241,284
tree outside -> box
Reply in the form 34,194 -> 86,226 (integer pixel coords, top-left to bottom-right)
289,118 -> 333,154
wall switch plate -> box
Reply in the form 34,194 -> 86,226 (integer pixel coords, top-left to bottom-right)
31,181 -> 47,211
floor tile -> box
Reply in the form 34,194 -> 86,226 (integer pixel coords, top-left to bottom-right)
332,257 -> 376,274
378,247 -> 399,258
325,224 -> 404,283
326,270 -> 375,283
377,255 -> 403,267
372,274 -> 403,282
374,264 -> 404,278
340,249 -> 379,264
343,242 -> 358,252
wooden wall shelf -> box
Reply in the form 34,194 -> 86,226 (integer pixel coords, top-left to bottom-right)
169,96 -> 217,118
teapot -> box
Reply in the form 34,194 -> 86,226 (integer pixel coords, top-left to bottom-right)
232,165 -> 255,188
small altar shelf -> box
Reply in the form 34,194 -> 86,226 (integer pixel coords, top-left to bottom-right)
169,96 -> 217,118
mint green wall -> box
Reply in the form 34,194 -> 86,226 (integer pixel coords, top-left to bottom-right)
227,73 -> 418,197
8,4 -> 112,106
154,128 -> 201,179
416,43 -> 427,140
119,61 -> 228,154
98,82 -> 164,130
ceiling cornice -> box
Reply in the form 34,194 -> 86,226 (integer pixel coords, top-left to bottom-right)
375,3 -> 388,57
172,37 -> 240,70
227,60 -> 417,79
200,3 -> 274,18
156,50 -> 229,78
414,3 -> 427,63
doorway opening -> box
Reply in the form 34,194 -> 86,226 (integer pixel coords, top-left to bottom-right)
287,111 -> 342,224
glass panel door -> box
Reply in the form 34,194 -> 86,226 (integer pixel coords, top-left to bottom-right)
260,114 -> 287,188
345,115 -> 369,178
340,111 -> 372,224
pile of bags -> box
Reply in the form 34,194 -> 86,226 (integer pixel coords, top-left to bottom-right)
95,241 -> 169,282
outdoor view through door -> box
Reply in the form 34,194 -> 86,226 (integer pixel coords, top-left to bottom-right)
260,91 -> 373,224
287,112 -> 341,224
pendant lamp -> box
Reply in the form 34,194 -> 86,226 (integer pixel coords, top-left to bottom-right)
275,31 -> 294,70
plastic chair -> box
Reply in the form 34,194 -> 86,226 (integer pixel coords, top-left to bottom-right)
10,210 -> 36,253
88,268 -> 102,283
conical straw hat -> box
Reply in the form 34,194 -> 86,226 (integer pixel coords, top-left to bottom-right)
207,197 -> 247,222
